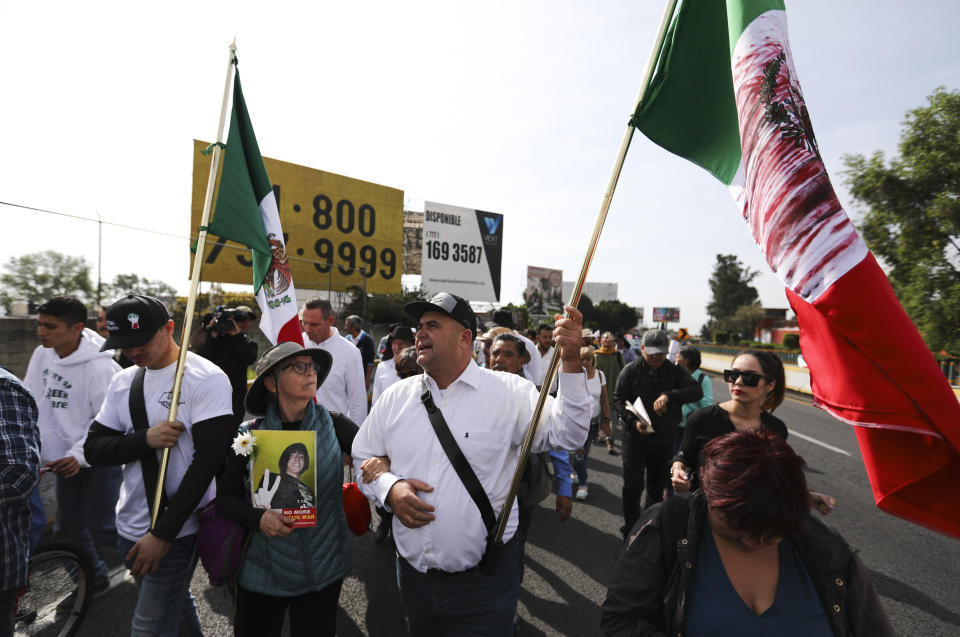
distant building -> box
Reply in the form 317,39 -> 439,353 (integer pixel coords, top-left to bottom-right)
562,281 -> 618,303
755,308 -> 799,344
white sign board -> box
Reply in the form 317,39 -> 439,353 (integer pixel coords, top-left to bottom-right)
421,201 -> 503,302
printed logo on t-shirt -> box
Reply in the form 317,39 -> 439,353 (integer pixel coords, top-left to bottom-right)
157,391 -> 185,410
41,367 -> 72,409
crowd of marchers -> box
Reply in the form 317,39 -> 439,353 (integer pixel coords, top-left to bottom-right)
1,290 -> 894,637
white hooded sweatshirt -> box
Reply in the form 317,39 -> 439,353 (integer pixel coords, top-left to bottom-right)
24,328 -> 121,466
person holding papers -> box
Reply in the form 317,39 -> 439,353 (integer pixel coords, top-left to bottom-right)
612,329 -> 702,541
216,342 -> 356,637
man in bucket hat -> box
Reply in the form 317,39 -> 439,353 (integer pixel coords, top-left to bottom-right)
84,294 -> 234,636
352,292 -> 592,634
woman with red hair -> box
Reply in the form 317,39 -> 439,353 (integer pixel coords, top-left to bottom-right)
601,429 -> 893,636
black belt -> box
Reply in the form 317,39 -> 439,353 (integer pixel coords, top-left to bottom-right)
401,535 -> 518,577
401,555 -> 480,577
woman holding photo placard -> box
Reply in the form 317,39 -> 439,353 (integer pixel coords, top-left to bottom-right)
216,342 -> 357,637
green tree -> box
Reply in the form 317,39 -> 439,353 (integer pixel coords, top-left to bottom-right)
717,303 -> 765,341
594,300 -> 640,334
0,251 -> 94,312
577,294 -> 598,330
105,273 -> 177,304
706,254 -> 759,324
843,87 -> 960,352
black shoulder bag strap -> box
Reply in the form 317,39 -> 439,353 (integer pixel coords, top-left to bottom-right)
419,377 -> 497,534
129,367 -> 169,520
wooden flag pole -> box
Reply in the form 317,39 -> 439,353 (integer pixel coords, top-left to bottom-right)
492,0 -> 679,544
151,40 -> 237,528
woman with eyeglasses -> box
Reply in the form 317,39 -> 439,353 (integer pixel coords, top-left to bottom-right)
216,342 -> 357,637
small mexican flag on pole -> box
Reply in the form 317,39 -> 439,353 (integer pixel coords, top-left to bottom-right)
632,0 -> 960,538
207,67 -> 303,346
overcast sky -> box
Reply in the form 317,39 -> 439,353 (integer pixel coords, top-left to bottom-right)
2,1 -> 958,331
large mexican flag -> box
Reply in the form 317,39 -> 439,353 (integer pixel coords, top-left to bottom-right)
207,70 -> 303,346
632,0 -> 960,538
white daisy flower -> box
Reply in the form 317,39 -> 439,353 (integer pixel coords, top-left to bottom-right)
231,431 -> 256,457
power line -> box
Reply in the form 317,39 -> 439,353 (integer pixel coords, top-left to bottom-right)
0,200 -> 190,240
0,198 -> 375,272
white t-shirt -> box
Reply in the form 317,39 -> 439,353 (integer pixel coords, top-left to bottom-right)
371,358 -> 398,405
94,352 -> 232,541
586,370 -> 606,420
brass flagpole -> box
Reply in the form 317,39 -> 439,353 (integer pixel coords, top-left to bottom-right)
492,0 -> 679,544
151,40 -> 237,528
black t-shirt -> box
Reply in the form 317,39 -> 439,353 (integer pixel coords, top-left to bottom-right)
355,332 -> 376,369
676,404 -> 787,490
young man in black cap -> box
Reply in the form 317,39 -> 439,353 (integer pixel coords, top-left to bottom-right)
83,294 -> 234,636
612,329 -> 702,541
352,292 -> 591,634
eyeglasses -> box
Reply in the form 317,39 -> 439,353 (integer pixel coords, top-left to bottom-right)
397,368 -> 422,379
723,369 -> 766,387
281,361 -> 321,376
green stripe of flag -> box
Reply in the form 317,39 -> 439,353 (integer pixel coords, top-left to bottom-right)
630,0 -> 784,185
208,70 -> 273,289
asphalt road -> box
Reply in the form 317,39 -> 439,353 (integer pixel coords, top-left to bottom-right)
66,374 -> 959,636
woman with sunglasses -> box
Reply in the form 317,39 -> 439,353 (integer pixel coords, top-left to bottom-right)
670,351 -> 835,514
216,342 -> 357,637
670,349 -> 788,494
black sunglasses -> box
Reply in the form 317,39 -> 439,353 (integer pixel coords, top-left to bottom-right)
397,368 -> 423,379
723,369 -> 766,387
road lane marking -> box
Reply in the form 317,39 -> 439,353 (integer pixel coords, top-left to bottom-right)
784,395 -> 813,407
788,429 -> 852,456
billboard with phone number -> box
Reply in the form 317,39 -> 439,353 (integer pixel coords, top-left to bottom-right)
190,140 -> 403,294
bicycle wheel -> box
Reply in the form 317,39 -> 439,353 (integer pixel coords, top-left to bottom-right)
14,542 -> 93,637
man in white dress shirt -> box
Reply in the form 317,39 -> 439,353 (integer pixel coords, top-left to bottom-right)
299,297 -> 367,424
352,292 -> 591,635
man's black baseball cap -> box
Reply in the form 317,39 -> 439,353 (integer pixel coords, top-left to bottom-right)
404,292 -> 477,339
100,294 -> 171,351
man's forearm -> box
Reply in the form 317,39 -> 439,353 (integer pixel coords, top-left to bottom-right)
84,423 -> 152,466
152,415 -> 233,541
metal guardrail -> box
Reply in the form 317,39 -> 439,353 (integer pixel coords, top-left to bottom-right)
695,344 -> 800,365
694,344 -> 960,388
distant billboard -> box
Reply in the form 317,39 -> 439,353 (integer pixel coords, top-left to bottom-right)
525,266 -> 563,316
652,307 -> 680,322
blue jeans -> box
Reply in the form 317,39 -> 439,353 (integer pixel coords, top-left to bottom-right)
27,487 -> 46,554
396,536 -> 522,636
54,466 -> 121,579
571,419 -> 598,486
118,534 -> 203,637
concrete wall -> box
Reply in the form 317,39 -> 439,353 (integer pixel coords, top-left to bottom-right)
1,317 -> 39,379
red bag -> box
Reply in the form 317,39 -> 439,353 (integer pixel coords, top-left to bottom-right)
342,481 -> 371,536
